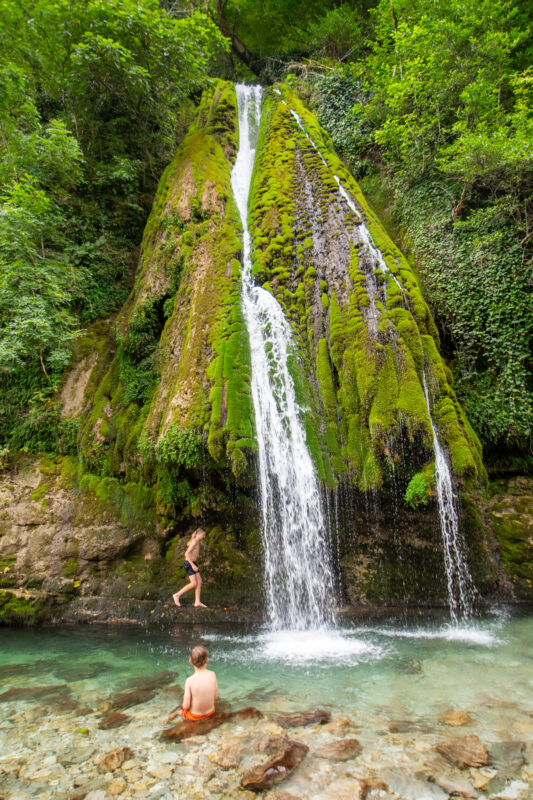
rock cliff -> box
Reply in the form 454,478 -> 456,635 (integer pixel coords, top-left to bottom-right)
0,81 -> 523,624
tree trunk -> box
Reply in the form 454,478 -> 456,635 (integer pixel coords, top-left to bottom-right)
213,0 -> 262,77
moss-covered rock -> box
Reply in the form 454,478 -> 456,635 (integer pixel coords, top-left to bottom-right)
0,590 -> 48,625
248,85 -> 485,496
485,476 -> 533,599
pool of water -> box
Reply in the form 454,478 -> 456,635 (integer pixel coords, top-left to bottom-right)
2,608 -> 533,799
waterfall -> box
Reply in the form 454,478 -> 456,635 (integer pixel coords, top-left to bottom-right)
422,377 -> 474,621
232,84 -> 335,631
278,86 -> 476,622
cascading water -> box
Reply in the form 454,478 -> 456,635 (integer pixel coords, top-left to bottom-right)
232,84 -> 335,631
278,87 -> 476,623
423,377 -> 475,621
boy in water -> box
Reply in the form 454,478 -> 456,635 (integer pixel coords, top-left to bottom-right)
164,645 -> 218,723
172,527 -> 207,608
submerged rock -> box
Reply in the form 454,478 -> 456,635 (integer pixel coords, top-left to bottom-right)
381,768 -> 448,799
437,735 -> 490,769
0,684 -> 70,702
490,781 -> 531,800
98,747 -> 134,773
313,738 -> 362,761
433,774 -> 478,797
160,707 -> 262,742
274,710 -> 330,728
389,719 -> 418,733
107,686 -> 156,710
440,709 -> 473,727
489,741 -> 526,777
161,712 -> 227,741
98,711 -> 130,730
106,777 -> 127,796
53,663 -> 107,682
240,739 -> 308,791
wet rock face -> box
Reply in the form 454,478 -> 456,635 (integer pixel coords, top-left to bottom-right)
240,739 -> 309,791
0,458 -> 261,623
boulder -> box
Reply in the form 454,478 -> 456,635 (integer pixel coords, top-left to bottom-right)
274,709 -> 330,728
240,740 -> 309,791
314,738 -> 362,761
436,735 -> 490,769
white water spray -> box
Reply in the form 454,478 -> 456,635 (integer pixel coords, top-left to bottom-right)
232,84 -> 335,631
423,377 -> 474,621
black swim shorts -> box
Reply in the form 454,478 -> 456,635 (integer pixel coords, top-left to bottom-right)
184,560 -> 198,576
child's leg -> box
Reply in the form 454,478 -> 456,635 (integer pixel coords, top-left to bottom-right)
194,573 -> 207,608
172,575 -> 197,606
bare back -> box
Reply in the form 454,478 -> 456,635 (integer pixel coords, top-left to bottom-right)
183,668 -> 218,715
185,535 -> 202,564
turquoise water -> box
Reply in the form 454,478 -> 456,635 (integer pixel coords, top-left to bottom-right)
2,609 -> 533,723
1,609 -> 533,799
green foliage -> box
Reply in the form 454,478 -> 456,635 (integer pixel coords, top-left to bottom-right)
0,0 -> 228,453
312,0 -> 532,458
117,299 -> 166,406
155,424 -> 204,471
405,470 -> 430,508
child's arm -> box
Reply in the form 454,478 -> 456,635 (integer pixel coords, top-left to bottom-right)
214,675 -> 219,701
181,677 -> 192,710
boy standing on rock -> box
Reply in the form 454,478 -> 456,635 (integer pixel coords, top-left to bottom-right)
172,527 -> 207,608
164,646 -> 218,722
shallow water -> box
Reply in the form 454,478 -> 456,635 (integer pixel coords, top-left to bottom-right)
1,609 -> 533,798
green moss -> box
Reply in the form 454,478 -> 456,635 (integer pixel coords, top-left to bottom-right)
63,559 -> 79,578
0,590 -> 47,625
31,483 -> 49,502
405,465 -> 434,508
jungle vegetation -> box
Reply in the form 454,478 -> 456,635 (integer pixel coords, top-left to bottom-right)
0,0 -> 531,470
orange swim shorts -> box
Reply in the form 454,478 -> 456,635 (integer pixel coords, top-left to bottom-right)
180,708 -> 216,722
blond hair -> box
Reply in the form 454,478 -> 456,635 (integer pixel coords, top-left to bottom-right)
190,645 -> 208,667
187,527 -> 206,545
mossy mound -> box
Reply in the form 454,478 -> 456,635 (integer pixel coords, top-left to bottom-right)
73,80 -> 256,524
248,85 -> 485,496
